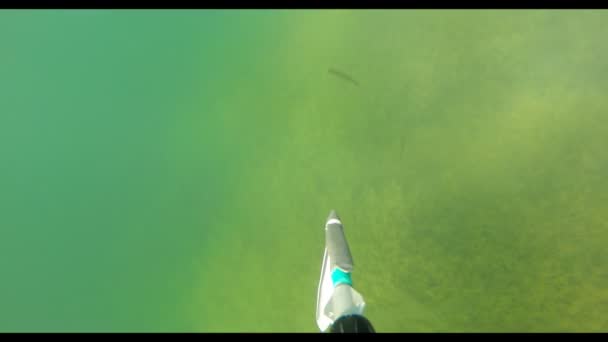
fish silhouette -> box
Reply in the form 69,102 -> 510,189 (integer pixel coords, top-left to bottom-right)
328,68 -> 359,86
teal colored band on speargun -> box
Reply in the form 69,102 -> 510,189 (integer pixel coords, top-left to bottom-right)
331,268 -> 353,287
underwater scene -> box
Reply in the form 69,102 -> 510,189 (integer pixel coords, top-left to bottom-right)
0,10 -> 607,332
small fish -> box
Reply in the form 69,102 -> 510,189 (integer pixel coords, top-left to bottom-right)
328,67 -> 359,86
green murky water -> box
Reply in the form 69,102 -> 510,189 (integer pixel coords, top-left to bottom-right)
1,10 -> 607,332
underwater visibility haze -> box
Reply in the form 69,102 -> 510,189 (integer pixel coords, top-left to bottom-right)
0,10 -> 607,332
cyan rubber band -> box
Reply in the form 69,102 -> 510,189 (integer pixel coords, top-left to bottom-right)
331,268 -> 353,287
